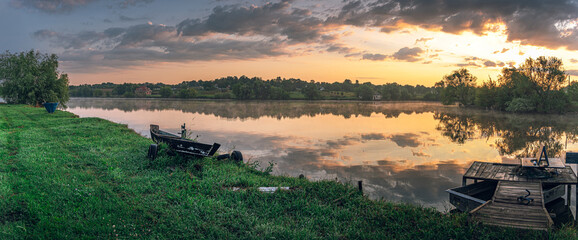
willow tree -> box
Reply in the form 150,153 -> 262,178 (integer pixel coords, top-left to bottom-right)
0,50 -> 69,106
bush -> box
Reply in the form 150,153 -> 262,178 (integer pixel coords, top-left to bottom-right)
505,98 -> 535,113
0,50 -> 69,106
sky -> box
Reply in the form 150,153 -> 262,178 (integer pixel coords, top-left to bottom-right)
3,0 -> 578,86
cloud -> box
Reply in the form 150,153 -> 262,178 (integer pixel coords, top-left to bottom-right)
391,47 -> 423,62
331,0 -> 578,50
456,56 -> 505,68
389,133 -> 421,148
176,0 -> 328,44
326,44 -> 356,54
415,37 -> 433,44
567,70 -> 578,76
35,23 -> 289,70
10,0 -> 153,13
493,48 -> 510,54
362,53 -> 387,61
10,0 -> 97,13
361,133 -> 387,141
363,47 -> 424,62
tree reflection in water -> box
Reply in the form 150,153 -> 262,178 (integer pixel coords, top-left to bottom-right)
434,112 -> 578,158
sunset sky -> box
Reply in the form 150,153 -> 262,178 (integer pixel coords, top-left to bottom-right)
3,0 -> 578,86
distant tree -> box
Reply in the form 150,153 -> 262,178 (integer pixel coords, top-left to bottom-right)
440,68 -> 477,106
178,88 -> 197,98
568,81 -> 578,101
303,83 -> 322,100
0,50 -> 69,106
497,57 -> 570,113
159,86 -> 173,98
356,84 -> 374,100
232,83 -> 254,100
475,80 -> 497,109
519,57 -> 567,92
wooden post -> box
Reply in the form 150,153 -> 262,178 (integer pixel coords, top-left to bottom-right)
567,185 -> 572,206
462,177 -> 467,187
358,181 -> 363,193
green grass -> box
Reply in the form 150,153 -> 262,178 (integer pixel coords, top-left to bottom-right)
0,104 -> 576,239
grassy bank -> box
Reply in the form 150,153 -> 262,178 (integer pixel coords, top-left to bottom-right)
0,104 -> 576,239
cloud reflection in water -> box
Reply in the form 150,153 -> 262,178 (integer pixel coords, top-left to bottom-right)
66,98 -> 578,210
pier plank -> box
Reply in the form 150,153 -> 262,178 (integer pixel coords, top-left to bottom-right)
471,181 -> 552,230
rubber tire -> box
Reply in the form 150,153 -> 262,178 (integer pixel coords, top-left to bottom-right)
231,151 -> 243,162
148,144 -> 158,160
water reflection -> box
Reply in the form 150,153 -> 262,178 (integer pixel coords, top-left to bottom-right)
435,112 -> 578,158
66,98 -> 578,210
67,98 -> 456,119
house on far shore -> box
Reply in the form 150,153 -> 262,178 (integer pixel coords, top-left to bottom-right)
372,94 -> 382,100
135,86 -> 152,96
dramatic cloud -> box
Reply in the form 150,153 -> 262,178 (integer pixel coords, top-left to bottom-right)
176,0 -> 329,44
35,22 -> 289,70
331,0 -> 578,50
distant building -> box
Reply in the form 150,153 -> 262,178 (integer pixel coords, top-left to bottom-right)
373,94 -> 382,100
135,86 -> 152,96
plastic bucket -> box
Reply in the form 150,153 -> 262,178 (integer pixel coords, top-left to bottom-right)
43,102 -> 58,113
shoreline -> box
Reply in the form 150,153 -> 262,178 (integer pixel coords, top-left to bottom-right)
0,104 -> 575,238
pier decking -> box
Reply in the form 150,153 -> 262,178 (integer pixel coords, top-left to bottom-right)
470,181 -> 552,230
460,161 -> 577,230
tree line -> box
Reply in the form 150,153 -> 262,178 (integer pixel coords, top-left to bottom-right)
69,76 -> 440,101
438,56 -> 578,113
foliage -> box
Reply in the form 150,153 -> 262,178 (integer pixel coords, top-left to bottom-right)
69,75 -> 439,101
159,86 -> 173,98
356,84 -> 374,100
178,88 -> 197,98
505,98 -> 536,113
566,81 -> 578,102
0,50 -> 69,106
439,56 -> 573,113
440,68 -> 477,106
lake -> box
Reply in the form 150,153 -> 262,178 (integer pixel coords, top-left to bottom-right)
66,98 -> 578,210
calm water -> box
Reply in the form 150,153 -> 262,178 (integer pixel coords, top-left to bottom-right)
66,98 -> 578,210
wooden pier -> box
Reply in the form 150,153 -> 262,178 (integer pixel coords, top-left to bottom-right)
470,181 -> 552,230
461,161 -> 577,230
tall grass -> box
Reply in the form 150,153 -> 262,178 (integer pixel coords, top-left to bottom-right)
0,104 -> 575,239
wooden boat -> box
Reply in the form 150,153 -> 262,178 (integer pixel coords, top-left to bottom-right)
447,181 -> 565,212
148,124 -> 220,160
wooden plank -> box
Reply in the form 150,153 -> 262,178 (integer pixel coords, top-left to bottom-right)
480,164 -> 497,179
474,162 -> 490,178
464,162 -> 481,178
470,180 -> 552,230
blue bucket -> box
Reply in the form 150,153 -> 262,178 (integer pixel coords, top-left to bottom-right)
43,102 -> 58,113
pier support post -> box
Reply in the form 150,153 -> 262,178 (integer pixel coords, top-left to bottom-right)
462,177 -> 467,187
358,181 -> 363,193
566,184 -> 572,207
